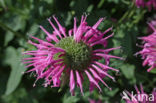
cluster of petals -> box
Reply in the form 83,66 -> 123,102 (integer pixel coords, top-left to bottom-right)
123,85 -> 156,103
22,15 -> 122,95
135,0 -> 156,11
137,22 -> 156,72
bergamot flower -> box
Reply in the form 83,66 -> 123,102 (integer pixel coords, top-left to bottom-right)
137,22 -> 156,72
134,0 -> 156,11
135,0 -> 145,8
22,15 -> 122,95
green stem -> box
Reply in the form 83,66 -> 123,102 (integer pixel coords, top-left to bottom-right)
118,10 -> 130,24
118,3 -> 135,24
128,10 -> 147,28
97,0 -> 105,8
0,21 -> 26,39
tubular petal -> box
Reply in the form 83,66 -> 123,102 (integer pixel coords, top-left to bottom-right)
70,70 -> 75,95
89,68 -> 111,90
85,70 -> 102,92
76,70 -> 84,95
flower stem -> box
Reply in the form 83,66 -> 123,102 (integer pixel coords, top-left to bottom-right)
0,21 -> 26,39
118,3 -> 135,24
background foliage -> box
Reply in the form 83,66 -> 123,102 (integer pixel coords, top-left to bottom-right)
0,0 -> 155,103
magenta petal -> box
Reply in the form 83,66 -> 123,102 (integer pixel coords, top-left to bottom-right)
53,16 -> 66,37
68,29 -> 73,36
148,22 -> 156,32
74,17 -> 88,42
94,61 -> 119,72
92,18 -> 105,29
40,26 -> 59,43
30,36 -> 54,47
76,70 -> 84,95
90,33 -> 114,46
85,70 -> 102,92
147,65 -> 154,72
47,18 -> 62,39
89,27 -> 113,44
53,66 -> 65,78
89,68 -> 111,90
51,65 -> 62,76
92,64 -> 115,81
94,53 -> 123,60
83,18 -> 105,42
69,70 -> 75,96
93,47 -> 121,53
28,40 -> 48,49
51,77 -> 61,87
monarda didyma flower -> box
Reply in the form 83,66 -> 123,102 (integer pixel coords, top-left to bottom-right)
123,85 -> 156,103
134,0 -> 156,11
137,22 -> 156,72
22,15 -> 122,95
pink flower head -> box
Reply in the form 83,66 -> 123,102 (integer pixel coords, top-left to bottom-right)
137,22 -> 156,72
123,85 -> 156,103
135,0 -> 145,8
134,0 -> 156,11
22,15 -> 122,95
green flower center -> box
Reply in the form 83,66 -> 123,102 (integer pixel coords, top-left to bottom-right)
55,36 -> 92,71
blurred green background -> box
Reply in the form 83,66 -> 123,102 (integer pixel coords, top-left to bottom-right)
0,0 -> 156,103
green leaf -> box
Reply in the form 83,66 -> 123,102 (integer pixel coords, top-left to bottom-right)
97,0 -> 105,8
107,0 -> 119,4
4,46 -> 26,95
103,88 -> 119,97
150,68 -> 156,74
4,31 -> 14,46
86,4 -> 94,13
120,63 -> 135,79
70,0 -> 88,16
63,93 -> 79,103
2,88 -> 38,103
0,0 -> 6,8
